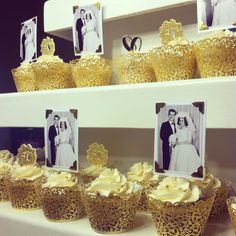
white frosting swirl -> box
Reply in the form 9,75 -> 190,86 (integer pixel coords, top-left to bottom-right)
167,37 -> 189,46
37,55 -> 63,63
0,150 -> 14,163
149,177 -> 201,204
11,164 -> 44,181
42,172 -> 77,188
232,203 -> 236,210
127,162 -> 159,183
80,165 -> 107,177
86,168 -> 142,197
0,161 -> 12,175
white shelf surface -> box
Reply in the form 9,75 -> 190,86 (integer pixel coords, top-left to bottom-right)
0,77 -> 236,128
44,0 -> 195,37
0,202 -> 234,236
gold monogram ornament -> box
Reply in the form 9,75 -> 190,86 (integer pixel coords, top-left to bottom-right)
159,19 -> 183,45
16,144 -> 37,166
86,143 -> 108,166
40,36 -> 55,56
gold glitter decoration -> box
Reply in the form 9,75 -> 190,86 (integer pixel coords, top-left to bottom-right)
199,22 -> 209,31
147,190 -> 215,236
69,58 -> 111,88
227,197 -> 236,234
16,144 -> 37,167
40,36 -> 55,56
32,62 -> 74,90
208,179 -> 230,221
116,51 -> 156,84
86,143 -> 108,167
81,188 -> 141,233
0,176 -> 9,202
6,177 -> 44,209
159,19 -> 183,45
194,37 -> 236,78
11,66 -> 36,92
42,185 -> 84,221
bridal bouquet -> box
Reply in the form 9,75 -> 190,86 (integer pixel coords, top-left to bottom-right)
169,134 -> 177,146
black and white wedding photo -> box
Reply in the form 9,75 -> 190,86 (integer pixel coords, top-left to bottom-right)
45,109 -> 79,172
72,3 -> 104,56
20,17 -> 37,63
197,0 -> 236,31
154,102 -> 206,179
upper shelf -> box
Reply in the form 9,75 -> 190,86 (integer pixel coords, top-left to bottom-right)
0,77 -> 235,129
44,0 -> 195,40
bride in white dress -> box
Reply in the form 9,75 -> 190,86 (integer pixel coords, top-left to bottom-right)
168,112 -> 201,175
55,118 -> 76,169
82,10 -> 101,52
25,25 -> 35,61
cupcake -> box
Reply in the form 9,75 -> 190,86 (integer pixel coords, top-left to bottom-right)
116,50 -> 156,84
194,30 -> 236,78
69,55 -> 111,87
81,168 -> 142,233
147,176 -> 215,236
227,197 -> 236,234
41,171 -> 84,221
11,61 -> 36,92
127,162 -> 160,211
32,37 -> 74,90
149,19 -> 196,81
79,143 -> 108,184
7,144 -> 45,210
0,150 -> 14,202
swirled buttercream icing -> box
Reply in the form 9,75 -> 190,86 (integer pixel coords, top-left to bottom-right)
86,168 -> 142,197
149,176 -> 201,204
42,172 -> 77,188
80,165 -> 107,177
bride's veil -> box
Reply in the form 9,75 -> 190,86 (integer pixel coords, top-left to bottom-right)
59,117 -> 72,135
175,112 -> 196,133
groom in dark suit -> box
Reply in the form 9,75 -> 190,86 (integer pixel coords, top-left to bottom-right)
48,115 -> 60,165
160,109 -> 177,170
76,8 -> 86,52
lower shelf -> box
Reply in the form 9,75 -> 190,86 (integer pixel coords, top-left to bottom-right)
0,202 -> 234,236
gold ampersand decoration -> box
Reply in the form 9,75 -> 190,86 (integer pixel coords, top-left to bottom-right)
159,19 -> 183,45
86,143 -> 108,166
40,36 -> 55,56
17,144 -> 37,166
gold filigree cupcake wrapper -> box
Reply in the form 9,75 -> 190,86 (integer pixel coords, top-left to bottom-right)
227,197 -> 236,234
69,58 -> 112,88
42,185 -> 85,221
0,175 -> 9,202
81,188 -> 142,233
147,190 -> 215,236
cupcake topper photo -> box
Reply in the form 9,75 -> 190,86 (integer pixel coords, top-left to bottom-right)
86,143 -> 108,166
122,35 -> 142,52
159,19 -> 183,45
16,144 -> 37,166
40,36 -> 55,56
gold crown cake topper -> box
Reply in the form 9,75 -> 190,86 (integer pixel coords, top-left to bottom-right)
40,36 -> 55,56
159,19 -> 183,45
86,143 -> 108,166
17,144 -> 37,166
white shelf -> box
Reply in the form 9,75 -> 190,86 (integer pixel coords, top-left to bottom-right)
0,202 -> 234,236
0,77 -> 235,128
44,0 -> 195,39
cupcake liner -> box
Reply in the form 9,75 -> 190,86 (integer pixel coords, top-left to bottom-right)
70,58 -> 112,88
0,175 -> 9,202
42,185 -> 84,221
208,179 -> 230,221
32,62 -> 74,90
81,190 -> 141,233
6,177 -> 43,210
11,66 -> 36,92
116,52 -> 156,84
147,190 -> 215,236
194,37 -> 236,78
227,197 -> 236,234
149,44 -> 196,82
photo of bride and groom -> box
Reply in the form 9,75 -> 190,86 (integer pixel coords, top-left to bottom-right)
73,4 -> 103,55
45,110 -> 78,172
20,17 -> 37,63
155,103 -> 206,179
